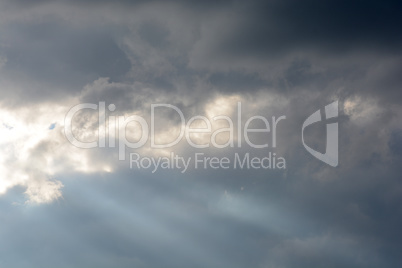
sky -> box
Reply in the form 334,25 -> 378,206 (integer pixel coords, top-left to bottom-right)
0,0 -> 402,267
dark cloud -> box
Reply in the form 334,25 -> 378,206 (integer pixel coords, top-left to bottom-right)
0,19 -> 130,104
210,0 -> 402,59
0,0 -> 401,267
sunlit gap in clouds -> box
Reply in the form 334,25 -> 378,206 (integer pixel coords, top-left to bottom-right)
0,91 -> 385,208
0,103 -> 112,204
0,91 -> 289,204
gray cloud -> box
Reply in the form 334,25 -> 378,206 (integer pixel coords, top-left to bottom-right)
0,0 -> 401,268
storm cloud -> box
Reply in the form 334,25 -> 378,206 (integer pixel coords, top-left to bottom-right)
0,0 -> 401,267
